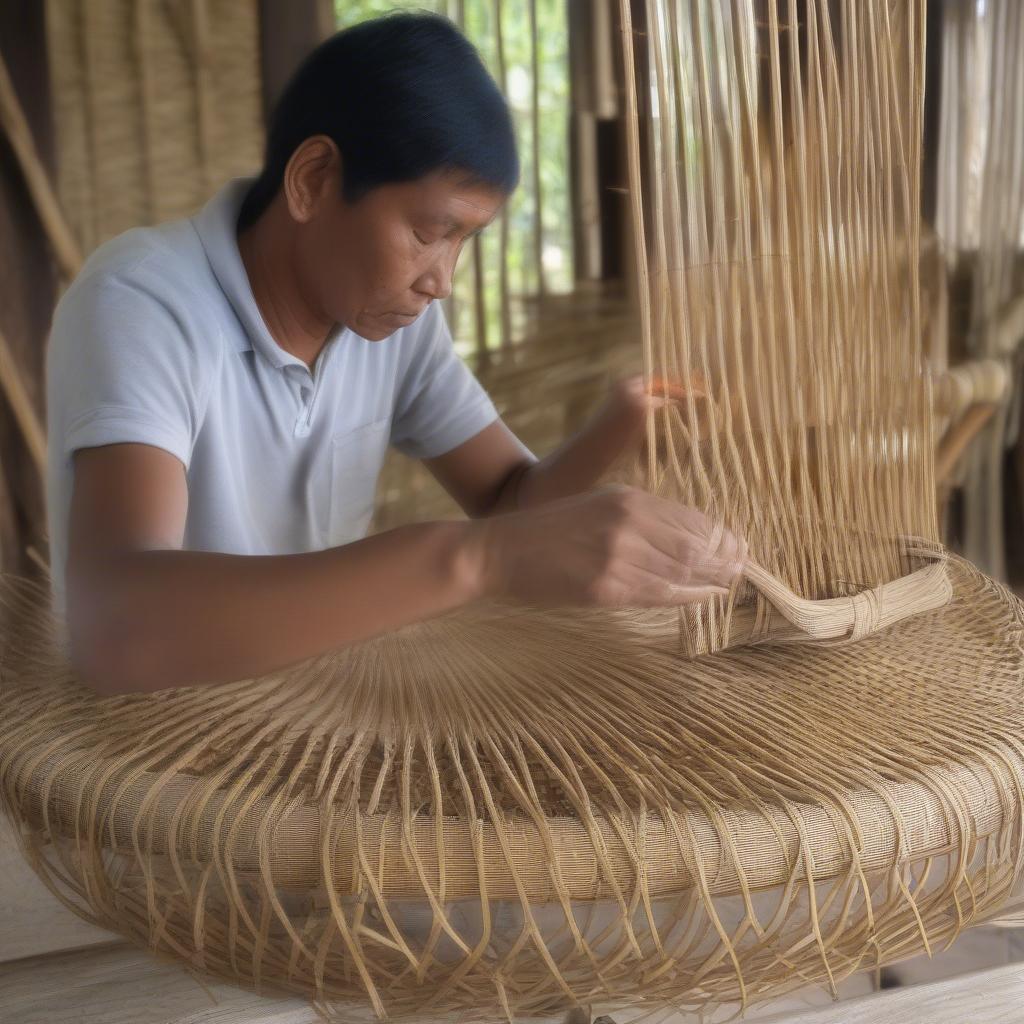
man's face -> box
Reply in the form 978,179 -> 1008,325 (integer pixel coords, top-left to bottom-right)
299,165 -> 506,341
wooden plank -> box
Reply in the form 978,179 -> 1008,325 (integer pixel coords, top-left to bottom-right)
0,942 -> 317,1024
0,883 -> 1017,1024
0,815 -> 114,964
757,961 -> 1024,1024
0,940 -> 575,1023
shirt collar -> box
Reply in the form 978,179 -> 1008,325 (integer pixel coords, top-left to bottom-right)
191,176 -> 342,371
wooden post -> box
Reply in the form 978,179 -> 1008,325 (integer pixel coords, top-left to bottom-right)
0,1 -> 59,574
258,0 -> 335,115
0,52 -> 81,278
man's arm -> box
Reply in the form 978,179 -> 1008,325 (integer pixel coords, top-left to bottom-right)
66,443 -> 486,695
425,375 -> 657,516
66,436 -> 742,697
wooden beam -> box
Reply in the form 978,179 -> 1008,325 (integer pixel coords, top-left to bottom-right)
258,0 -> 335,117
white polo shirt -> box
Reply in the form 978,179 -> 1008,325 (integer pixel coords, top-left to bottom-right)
45,177 -> 503,615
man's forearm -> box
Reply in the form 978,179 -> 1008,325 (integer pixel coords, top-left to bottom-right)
507,396 -> 648,510
69,520 -> 487,694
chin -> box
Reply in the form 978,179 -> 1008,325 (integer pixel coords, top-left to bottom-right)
343,318 -> 391,343
363,326 -> 399,342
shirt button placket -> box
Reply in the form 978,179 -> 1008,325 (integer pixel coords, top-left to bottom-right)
289,366 -> 313,438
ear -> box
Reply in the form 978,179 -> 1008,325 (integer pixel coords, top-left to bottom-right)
282,135 -> 342,224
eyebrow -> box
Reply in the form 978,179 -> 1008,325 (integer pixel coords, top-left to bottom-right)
429,212 -> 497,237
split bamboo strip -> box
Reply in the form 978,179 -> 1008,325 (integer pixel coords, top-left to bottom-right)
617,0 -> 944,655
0,49 -> 82,277
0,327 -> 46,475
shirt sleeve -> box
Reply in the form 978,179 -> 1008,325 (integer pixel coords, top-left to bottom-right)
47,272 -> 211,471
389,302 -> 501,459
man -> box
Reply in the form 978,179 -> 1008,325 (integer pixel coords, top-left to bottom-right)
46,13 -> 743,696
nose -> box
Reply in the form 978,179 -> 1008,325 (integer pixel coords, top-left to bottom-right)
414,246 -> 456,302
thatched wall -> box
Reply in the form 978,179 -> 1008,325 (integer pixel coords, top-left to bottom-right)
0,0 -> 266,573
46,0 -> 264,252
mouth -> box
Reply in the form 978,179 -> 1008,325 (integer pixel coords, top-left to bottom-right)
383,308 -> 425,322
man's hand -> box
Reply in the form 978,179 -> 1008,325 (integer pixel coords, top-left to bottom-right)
421,373 -> 709,518
467,484 -> 745,608
609,371 -> 706,413
66,443 -> 743,696
508,372 -> 703,508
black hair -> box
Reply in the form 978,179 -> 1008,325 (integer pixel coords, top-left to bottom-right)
238,12 -> 519,231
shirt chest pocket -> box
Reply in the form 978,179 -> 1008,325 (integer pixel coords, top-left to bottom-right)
326,416 -> 391,545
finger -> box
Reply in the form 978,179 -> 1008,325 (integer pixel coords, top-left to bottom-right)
604,490 -> 741,582
662,583 -> 731,605
710,525 -> 748,574
621,530 -> 739,590
640,501 -> 746,579
628,576 -> 731,608
618,508 -> 740,587
647,374 -> 707,401
602,552 -> 731,607
635,493 -> 717,537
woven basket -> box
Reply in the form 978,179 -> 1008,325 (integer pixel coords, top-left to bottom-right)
1,554 -> 1022,1020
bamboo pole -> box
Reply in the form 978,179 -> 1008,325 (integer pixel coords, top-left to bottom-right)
79,0 -> 105,251
528,0 -> 545,297
444,0 -> 471,347
452,1 -> 487,365
0,50 -> 68,478
936,403 -> 998,485
0,50 -> 82,278
618,0 -> 655,484
493,0 -> 512,352
190,0 -> 216,196
0,327 -> 46,477
472,233 -> 489,368
132,0 -> 158,222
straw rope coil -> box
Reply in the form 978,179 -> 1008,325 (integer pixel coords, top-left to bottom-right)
1,1 -> 1023,1022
